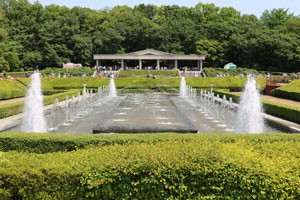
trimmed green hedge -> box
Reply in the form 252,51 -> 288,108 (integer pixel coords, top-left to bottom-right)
271,80 -> 300,101
204,67 -> 259,77
12,77 -> 266,93
37,77 -> 108,90
41,67 -> 94,77
16,77 -> 54,91
214,90 -> 300,124
186,77 -> 266,91
0,90 -> 79,119
0,133 -> 300,199
6,71 -> 33,77
118,70 -> 180,78
0,79 -> 27,100
263,100 -> 300,124
0,132 -> 299,153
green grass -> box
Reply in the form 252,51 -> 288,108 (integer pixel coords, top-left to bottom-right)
0,79 -> 27,100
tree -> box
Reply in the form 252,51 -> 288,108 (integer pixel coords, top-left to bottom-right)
71,34 -> 93,66
196,38 -> 224,67
22,51 -> 42,70
261,8 -> 292,29
0,55 -> 9,72
3,51 -> 20,70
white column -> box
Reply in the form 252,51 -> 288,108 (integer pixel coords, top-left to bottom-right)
175,60 -> 178,69
200,60 -> 203,72
157,59 -> 160,70
96,60 -> 99,67
121,60 -> 124,70
139,59 -> 142,70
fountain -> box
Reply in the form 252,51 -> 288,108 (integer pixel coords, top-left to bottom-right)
21,71 -> 47,132
179,77 -> 187,97
108,77 -> 118,97
235,77 -> 264,133
5,74 -> 286,134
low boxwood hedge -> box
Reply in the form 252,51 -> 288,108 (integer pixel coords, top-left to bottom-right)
204,67 -> 260,77
0,132 -> 299,153
0,90 -> 79,119
186,77 -> 266,91
0,133 -> 299,199
271,80 -> 300,102
0,79 -> 27,100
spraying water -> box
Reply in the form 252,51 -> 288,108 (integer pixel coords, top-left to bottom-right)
21,71 -> 47,132
108,77 -> 118,97
235,77 -> 264,133
179,77 -> 187,97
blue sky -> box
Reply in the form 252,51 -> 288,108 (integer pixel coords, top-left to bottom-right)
29,0 -> 299,17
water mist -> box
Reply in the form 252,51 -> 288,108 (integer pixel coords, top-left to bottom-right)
21,72 -> 47,132
235,77 -> 264,133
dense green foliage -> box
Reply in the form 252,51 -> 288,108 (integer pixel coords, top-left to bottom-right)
0,90 -> 79,118
271,80 -> 300,101
1,132 -> 300,153
0,1 -> 299,72
0,79 -> 26,99
0,133 -> 300,199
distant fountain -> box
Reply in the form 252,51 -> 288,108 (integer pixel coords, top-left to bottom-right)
21,71 -> 47,132
108,77 -> 118,97
179,77 -> 187,97
235,77 -> 264,133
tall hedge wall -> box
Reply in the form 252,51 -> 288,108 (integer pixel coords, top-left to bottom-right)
271,80 -> 300,101
0,133 -> 299,199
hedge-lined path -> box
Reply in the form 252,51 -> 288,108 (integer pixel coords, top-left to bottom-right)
260,95 -> 300,107
0,97 -> 25,105
232,92 -> 300,107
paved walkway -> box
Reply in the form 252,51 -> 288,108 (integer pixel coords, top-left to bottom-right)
260,95 -> 300,107
0,97 -> 25,105
232,92 -> 300,107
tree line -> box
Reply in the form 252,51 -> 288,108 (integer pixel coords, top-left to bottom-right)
0,0 -> 299,72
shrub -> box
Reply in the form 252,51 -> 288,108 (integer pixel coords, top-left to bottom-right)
186,77 -> 266,91
263,100 -> 300,124
271,80 -> 300,101
204,67 -> 259,77
41,67 -> 94,77
0,134 -> 300,199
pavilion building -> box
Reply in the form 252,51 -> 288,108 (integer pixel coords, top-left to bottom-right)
93,49 -> 205,71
